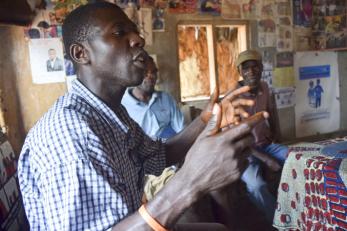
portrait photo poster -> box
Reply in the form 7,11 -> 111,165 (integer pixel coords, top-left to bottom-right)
28,38 -> 66,84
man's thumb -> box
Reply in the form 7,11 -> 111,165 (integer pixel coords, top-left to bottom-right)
210,86 -> 219,105
204,103 -> 222,137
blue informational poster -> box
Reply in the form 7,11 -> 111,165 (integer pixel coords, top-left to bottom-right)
294,52 -> 340,138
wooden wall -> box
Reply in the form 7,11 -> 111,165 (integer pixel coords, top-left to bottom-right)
0,25 -> 66,154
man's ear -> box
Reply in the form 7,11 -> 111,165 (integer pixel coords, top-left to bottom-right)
69,43 -> 90,65
259,62 -> 264,72
237,66 -> 242,75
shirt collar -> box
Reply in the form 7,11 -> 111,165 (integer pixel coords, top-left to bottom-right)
242,82 -> 265,97
148,91 -> 158,106
71,79 -> 129,132
124,88 -> 158,106
124,88 -> 141,105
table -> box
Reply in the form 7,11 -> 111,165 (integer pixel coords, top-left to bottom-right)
273,137 -> 347,231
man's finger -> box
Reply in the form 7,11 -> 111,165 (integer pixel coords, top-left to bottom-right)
210,86 -> 219,105
204,103 -> 222,137
217,111 -> 267,141
232,135 -> 254,155
233,107 -> 250,118
223,85 -> 251,101
201,87 -> 220,124
242,111 -> 269,126
231,98 -> 255,107
221,107 -> 247,128
234,116 -> 241,125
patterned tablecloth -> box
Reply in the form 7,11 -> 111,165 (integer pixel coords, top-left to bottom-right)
273,137 -> 347,231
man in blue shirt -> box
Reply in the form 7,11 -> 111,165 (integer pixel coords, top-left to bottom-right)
122,56 -> 184,140
18,2 -> 267,230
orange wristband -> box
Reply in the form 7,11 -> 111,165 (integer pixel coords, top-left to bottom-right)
138,204 -> 168,231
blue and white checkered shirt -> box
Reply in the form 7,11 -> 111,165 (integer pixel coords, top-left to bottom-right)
18,80 -> 166,230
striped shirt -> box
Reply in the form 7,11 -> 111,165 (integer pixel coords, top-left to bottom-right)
18,80 -> 166,230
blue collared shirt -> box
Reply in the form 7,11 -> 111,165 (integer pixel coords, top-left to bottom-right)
18,80 -> 166,230
121,88 -> 184,140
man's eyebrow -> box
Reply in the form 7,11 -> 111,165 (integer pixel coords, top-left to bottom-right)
107,21 -> 138,31
106,21 -> 122,30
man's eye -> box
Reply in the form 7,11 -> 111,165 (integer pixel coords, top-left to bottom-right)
113,30 -> 125,36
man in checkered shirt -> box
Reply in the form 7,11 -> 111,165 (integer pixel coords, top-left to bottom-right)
18,2 -> 267,230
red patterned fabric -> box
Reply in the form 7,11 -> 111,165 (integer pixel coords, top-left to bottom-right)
273,137 -> 347,230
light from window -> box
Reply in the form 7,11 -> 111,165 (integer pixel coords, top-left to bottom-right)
178,23 -> 247,102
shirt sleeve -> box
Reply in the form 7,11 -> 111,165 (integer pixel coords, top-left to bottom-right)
19,151 -> 130,231
267,89 -> 279,140
19,110 -> 140,230
19,140 -> 130,231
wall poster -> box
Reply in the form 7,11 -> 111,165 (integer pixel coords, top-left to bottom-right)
199,0 -> 221,15
221,0 -> 242,19
167,0 -> 197,13
293,0 -> 347,51
28,38 -> 66,84
0,134 -> 26,231
24,0 -> 81,85
294,51 -> 340,138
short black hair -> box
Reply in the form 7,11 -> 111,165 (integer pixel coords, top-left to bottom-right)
28,28 -> 40,39
37,20 -> 50,29
62,2 -> 122,61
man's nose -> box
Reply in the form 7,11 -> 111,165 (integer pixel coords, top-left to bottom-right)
145,73 -> 155,80
129,32 -> 145,48
244,67 -> 254,75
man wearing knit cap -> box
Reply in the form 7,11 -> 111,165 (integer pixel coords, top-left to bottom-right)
236,49 -> 288,222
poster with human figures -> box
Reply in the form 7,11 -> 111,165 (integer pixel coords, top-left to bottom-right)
123,5 -> 153,45
242,0 -> 261,19
294,52 -> 340,138
275,0 -> 293,51
24,0 -> 82,86
258,0 -> 276,48
311,0 -> 347,50
28,38 -> 66,84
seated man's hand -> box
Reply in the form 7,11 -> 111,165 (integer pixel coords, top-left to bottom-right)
201,86 -> 255,133
264,158 -> 282,172
251,148 -> 281,172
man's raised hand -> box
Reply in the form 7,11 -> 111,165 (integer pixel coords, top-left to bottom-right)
200,85 -> 255,131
